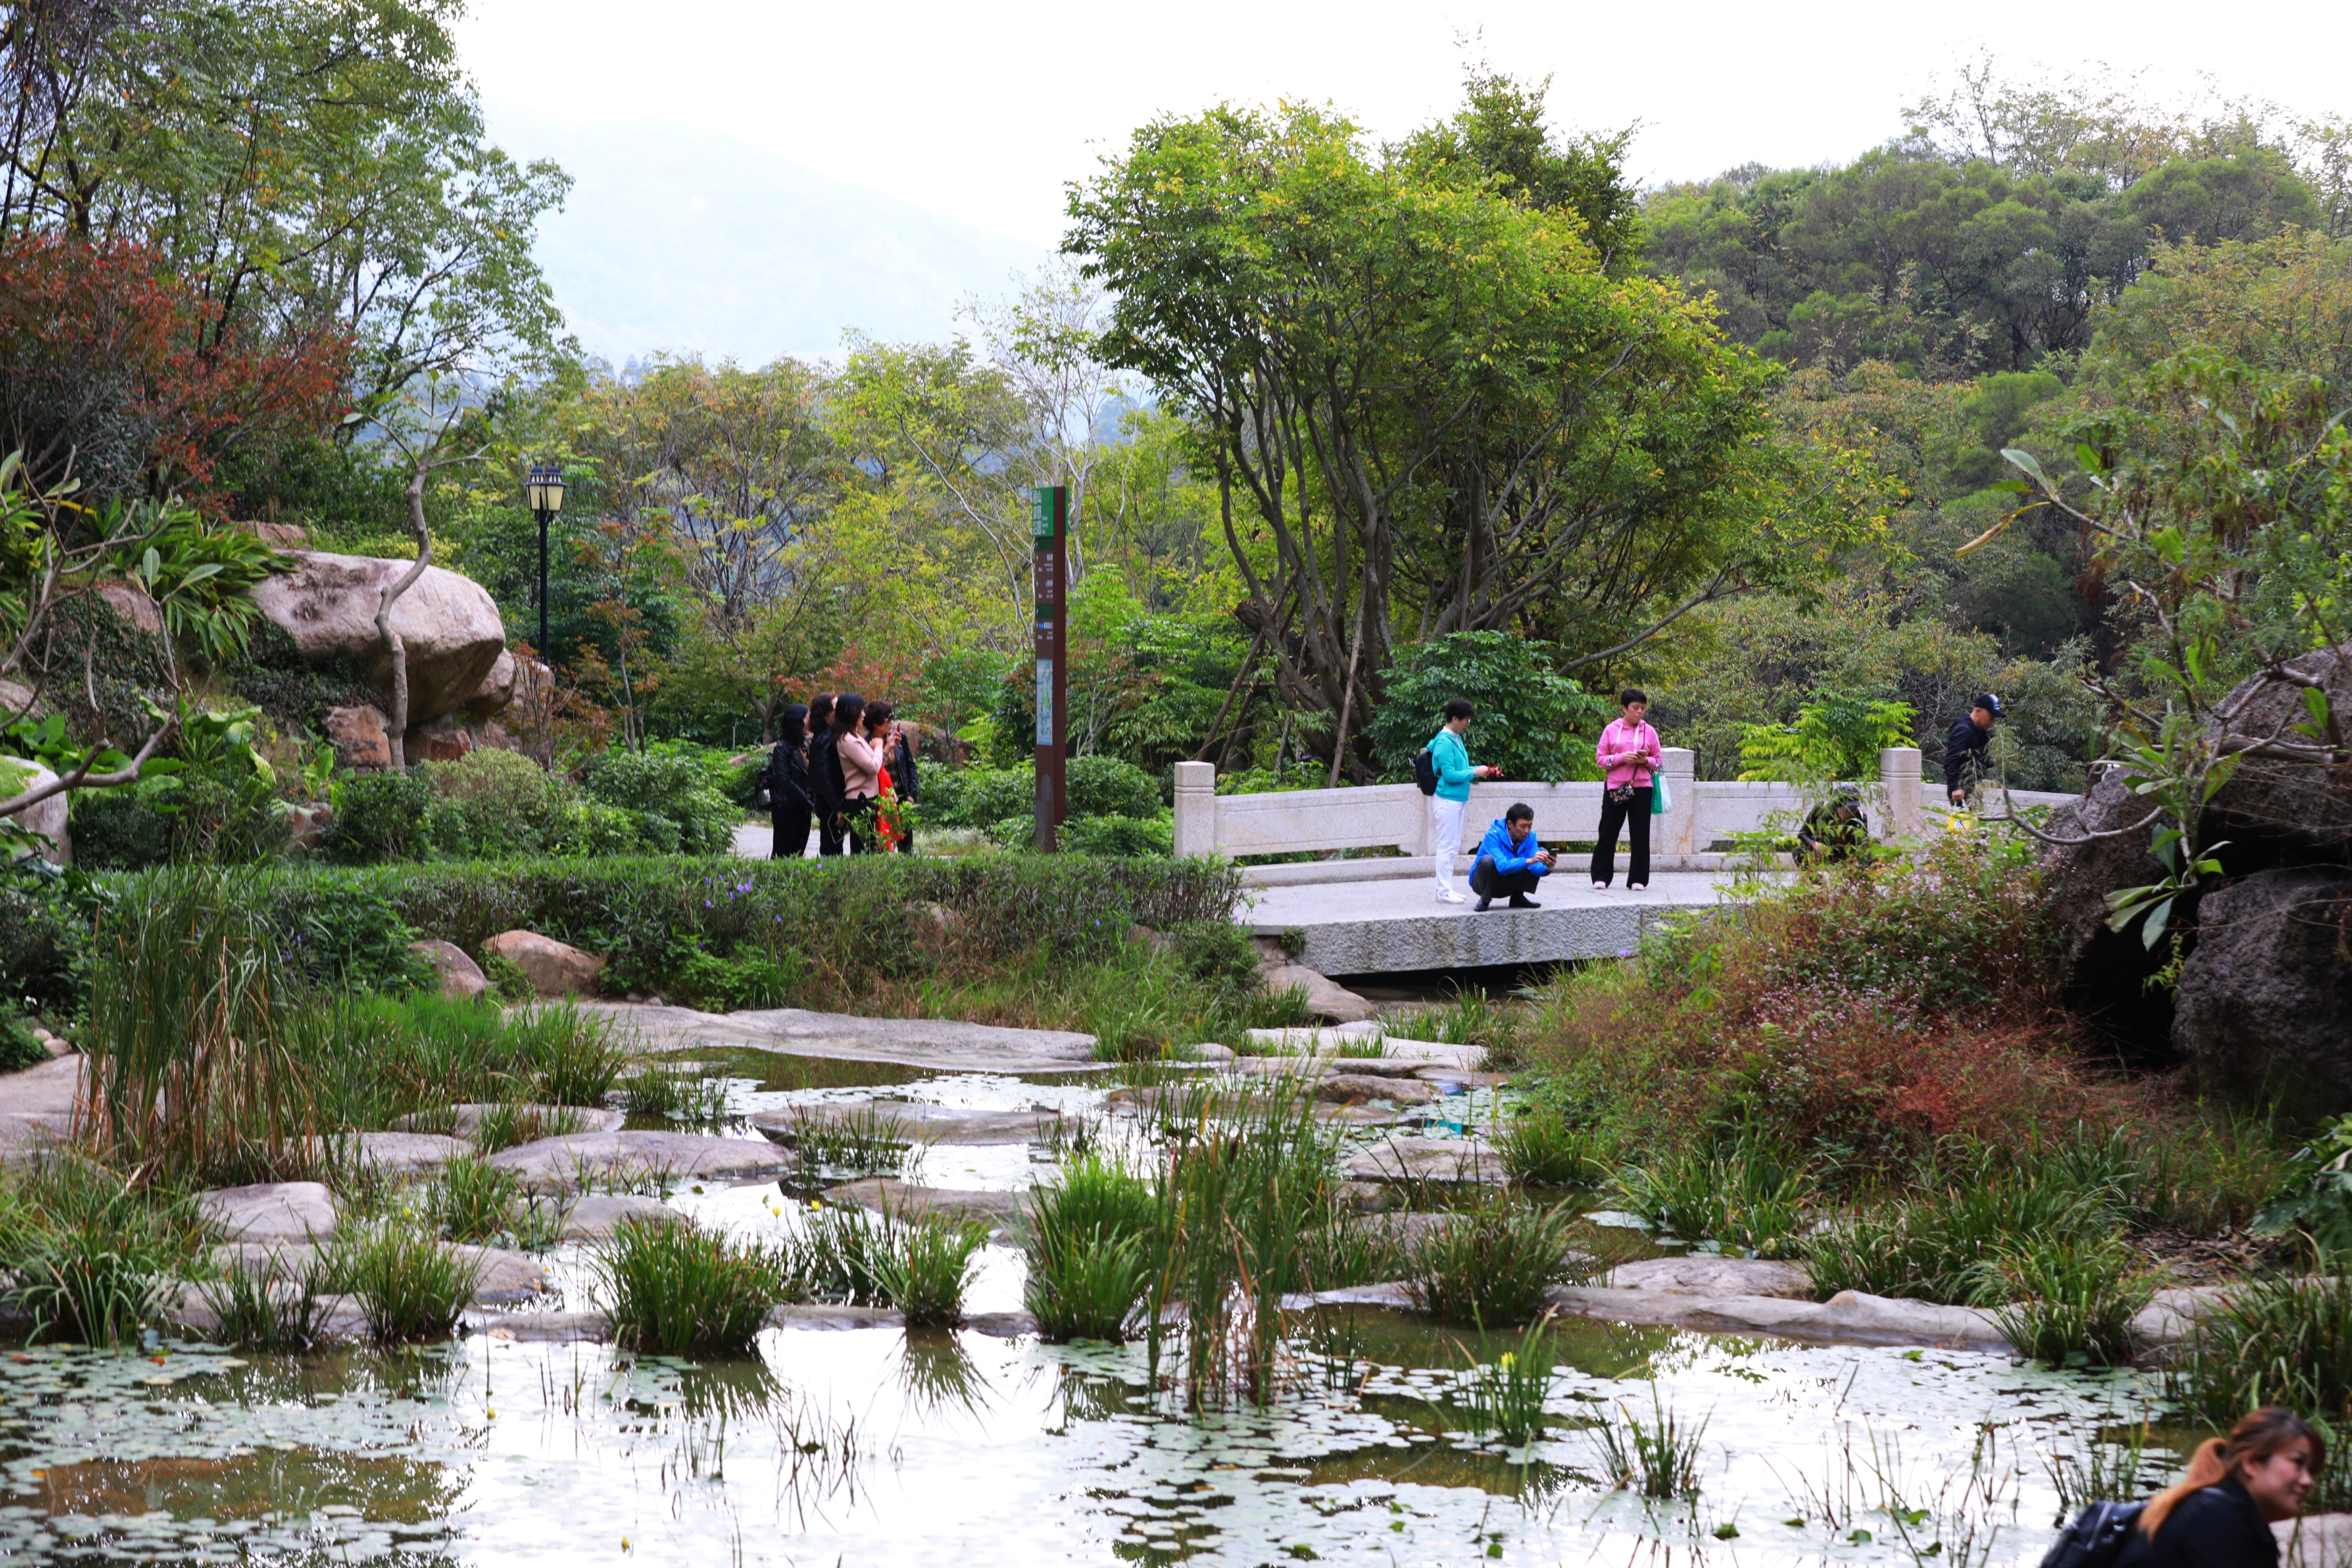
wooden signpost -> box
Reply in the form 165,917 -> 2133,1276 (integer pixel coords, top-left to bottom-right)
1033,484 -> 1068,850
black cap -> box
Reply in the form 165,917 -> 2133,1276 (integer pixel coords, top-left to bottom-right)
1974,693 -> 2003,717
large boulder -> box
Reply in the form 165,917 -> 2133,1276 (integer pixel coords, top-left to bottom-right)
0,759 -> 70,865
481,930 -> 604,997
2173,867 -> 2352,1111
248,551 -> 507,728
2205,645 -> 2352,859
2038,765 -> 2172,1050
410,939 -> 486,1002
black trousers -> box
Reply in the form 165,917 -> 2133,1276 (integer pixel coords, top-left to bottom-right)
771,801 -> 812,859
817,805 -> 844,856
841,797 -> 878,854
1471,861 -> 1540,902
1591,785 -> 1653,886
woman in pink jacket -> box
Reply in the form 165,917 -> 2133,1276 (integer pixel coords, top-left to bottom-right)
1591,688 -> 1662,890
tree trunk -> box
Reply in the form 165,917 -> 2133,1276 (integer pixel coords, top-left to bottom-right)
377,462 -> 434,771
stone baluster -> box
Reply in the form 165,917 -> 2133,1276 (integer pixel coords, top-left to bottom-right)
1172,760 -> 1218,858
1878,746 -> 1923,841
1658,746 -> 1697,857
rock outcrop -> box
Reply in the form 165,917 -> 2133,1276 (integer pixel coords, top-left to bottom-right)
481,930 -> 604,996
0,759 -> 70,865
323,704 -> 393,770
2173,867 -> 2352,1111
410,939 -> 486,1002
2205,645 -> 2352,859
248,551 -> 508,729
2038,764 -> 2172,1048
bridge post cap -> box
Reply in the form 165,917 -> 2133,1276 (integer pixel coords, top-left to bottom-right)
1173,761 -> 1215,789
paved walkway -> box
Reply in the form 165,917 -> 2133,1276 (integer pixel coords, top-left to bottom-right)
1245,869 -> 1744,975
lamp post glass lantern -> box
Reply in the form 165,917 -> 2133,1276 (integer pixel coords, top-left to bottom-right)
526,462 -> 564,664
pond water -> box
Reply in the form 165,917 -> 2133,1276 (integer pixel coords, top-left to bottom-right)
0,1050 -> 2173,1565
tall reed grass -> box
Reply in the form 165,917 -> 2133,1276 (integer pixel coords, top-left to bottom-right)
597,1215 -> 799,1352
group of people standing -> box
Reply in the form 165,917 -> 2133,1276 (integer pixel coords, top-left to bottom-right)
1426,687 -> 1665,908
761,693 -> 919,859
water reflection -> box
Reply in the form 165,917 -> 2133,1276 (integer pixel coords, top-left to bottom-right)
893,1329 -> 995,1423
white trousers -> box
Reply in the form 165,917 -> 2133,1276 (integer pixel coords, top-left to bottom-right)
1431,795 -> 1466,893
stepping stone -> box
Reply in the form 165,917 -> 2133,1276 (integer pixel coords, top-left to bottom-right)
751,1102 -> 1067,1148
1345,1137 -> 1506,1185
1606,1256 -> 1813,1299
205,1241 -> 548,1306
1543,1283 -> 2008,1351
305,1132 -> 470,1177
484,1130 -> 793,1193
1313,1074 -> 1438,1107
199,1181 -> 338,1242
388,1103 -> 624,1138
0,1055 -> 83,1156
818,1177 -> 1029,1231
466,1310 -> 613,1342
560,1194 -> 675,1241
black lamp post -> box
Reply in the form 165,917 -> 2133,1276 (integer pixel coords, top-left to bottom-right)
525,462 -> 565,663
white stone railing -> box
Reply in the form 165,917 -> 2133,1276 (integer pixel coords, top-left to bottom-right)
1171,749 -> 2078,861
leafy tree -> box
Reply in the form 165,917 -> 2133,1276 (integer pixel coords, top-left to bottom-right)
1069,86 -> 1873,780
1364,631 -> 1609,785
1,0 -> 568,424
1736,689 -> 1916,783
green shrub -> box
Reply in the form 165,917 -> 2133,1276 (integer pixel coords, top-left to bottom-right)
2253,1112 -> 2352,1258
2166,1273 -> 2352,1432
1616,1138 -> 1813,1258
422,748 -> 580,857
1977,1233 -> 2149,1367
322,1225 -> 481,1344
674,948 -> 802,1011
1405,1201 -> 1585,1326
425,1155 -> 528,1244
0,875 -> 84,1013
1801,1156 -> 2125,1304
870,1213 -> 990,1327
198,1254 -> 333,1351
1065,754 -> 1162,820
1365,630 -> 1610,784
328,772 -> 430,862
1062,813 -> 1172,857
480,950 -> 534,1003
3,1166 -> 187,1346
1498,1112 -> 1610,1186
273,881 -> 433,994
0,1011 -> 48,1073
596,1215 -> 797,1352
1162,920 -> 1261,995
581,750 -> 738,854
67,789 -> 173,870
922,765 -> 1037,829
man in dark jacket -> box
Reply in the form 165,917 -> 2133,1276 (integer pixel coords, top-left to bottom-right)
1945,693 -> 2002,806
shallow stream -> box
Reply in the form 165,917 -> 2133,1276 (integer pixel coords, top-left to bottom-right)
0,1050 -> 2173,1565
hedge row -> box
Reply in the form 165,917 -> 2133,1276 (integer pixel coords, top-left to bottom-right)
211,852 -> 1246,999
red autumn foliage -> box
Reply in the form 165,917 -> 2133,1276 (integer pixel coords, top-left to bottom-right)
1532,840 -> 2099,1177
0,236 -> 350,507
804,642 -> 913,706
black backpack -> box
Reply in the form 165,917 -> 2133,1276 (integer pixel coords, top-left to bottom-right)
2037,1501 -> 2144,1568
1413,746 -> 1438,796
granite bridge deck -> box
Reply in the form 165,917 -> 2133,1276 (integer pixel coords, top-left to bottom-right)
1241,867 -> 1744,977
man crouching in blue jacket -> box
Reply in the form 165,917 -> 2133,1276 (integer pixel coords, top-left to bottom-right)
1471,803 -> 1556,912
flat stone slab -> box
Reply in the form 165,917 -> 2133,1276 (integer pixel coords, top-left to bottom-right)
560,1193 -> 676,1241
580,1002 -> 1103,1074
1315,1074 -> 1438,1107
2278,1514 -> 2352,1568
467,1310 -> 613,1342
307,1131 -> 471,1177
1545,1284 -> 2009,1351
820,1178 -> 1029,1231
0,1055 -> 83,1154
1606,1256 -> 1813,1299
207,1242 -> 548,1306
484,1130 -> 793,1193
752,1102 -> 1068,1147
1244,1029 -> 1485,1071
199,1182 -> 338,1242
1346,1137 -> 1506,1184
390,1103 -> 624,1138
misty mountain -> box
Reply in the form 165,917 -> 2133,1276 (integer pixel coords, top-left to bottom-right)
486,110 -> 1049,364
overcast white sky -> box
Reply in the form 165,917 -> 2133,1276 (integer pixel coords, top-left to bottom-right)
460,0 -> 2350,244
453,0 -> 2351,358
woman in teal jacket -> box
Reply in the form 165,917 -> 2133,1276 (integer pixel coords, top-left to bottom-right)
1428,698 -> 1500,903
